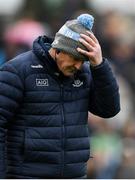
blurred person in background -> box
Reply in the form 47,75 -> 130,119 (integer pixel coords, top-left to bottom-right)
0,13 -> 120,178
3,17 -> 47,62
95,11 -> 131,58
95,11 -> 135,103
110,39 -> 135,108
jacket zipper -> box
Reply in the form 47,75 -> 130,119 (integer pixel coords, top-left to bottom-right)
60,83 -> 65,177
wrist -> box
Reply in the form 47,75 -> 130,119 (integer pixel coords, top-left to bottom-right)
90,58 -> 103,67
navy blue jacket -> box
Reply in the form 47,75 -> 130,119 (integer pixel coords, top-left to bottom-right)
0,36 -> 120,178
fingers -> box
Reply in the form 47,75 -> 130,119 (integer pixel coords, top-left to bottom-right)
79,34 -> 95,47
79,38 -> 94,51
77,31 -> 103,66
78,31 -> 99,51
77,32 -> 96,55
86,31 -> 98,43
77,47 -> 90,56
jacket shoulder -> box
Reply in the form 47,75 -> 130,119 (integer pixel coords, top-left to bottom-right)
8,51 -> 36,69
3,51 -> 40,80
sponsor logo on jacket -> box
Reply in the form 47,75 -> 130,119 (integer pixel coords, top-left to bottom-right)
36,79 -> 49,86
31,64 -> 43,68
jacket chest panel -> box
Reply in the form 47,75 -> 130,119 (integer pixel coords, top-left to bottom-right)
25,73 -> 59,91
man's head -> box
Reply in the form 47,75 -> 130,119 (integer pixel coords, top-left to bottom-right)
51,13 -> 94,76
52,14 -> 94,61
52,14 -> 94,76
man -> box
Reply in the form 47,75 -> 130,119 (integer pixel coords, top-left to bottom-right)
0,14 -> 120,178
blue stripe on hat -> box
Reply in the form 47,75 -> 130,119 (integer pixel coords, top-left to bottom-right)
58,25 -> 80,41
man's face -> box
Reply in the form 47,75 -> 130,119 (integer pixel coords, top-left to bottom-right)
56,52 -> 84,77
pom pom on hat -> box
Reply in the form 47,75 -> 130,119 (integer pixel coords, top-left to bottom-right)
77,14 -> 94,30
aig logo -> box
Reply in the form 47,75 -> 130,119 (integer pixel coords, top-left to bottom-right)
36,79 -> 49,86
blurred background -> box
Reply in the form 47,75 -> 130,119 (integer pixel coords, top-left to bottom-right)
0,0 -> 135,178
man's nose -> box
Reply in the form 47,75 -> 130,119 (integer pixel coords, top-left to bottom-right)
74,61 -> 83,70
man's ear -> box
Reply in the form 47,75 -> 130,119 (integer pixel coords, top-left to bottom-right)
54,49 -> 60,61
56,49 -> 60,54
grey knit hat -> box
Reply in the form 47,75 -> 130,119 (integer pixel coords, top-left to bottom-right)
52,14 -> 94,61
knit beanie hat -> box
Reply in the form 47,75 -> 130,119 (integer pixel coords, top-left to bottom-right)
52,14 -> 94,61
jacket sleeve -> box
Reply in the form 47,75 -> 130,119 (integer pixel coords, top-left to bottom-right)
88,58 -> 120,118
0,62 -> 23,178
